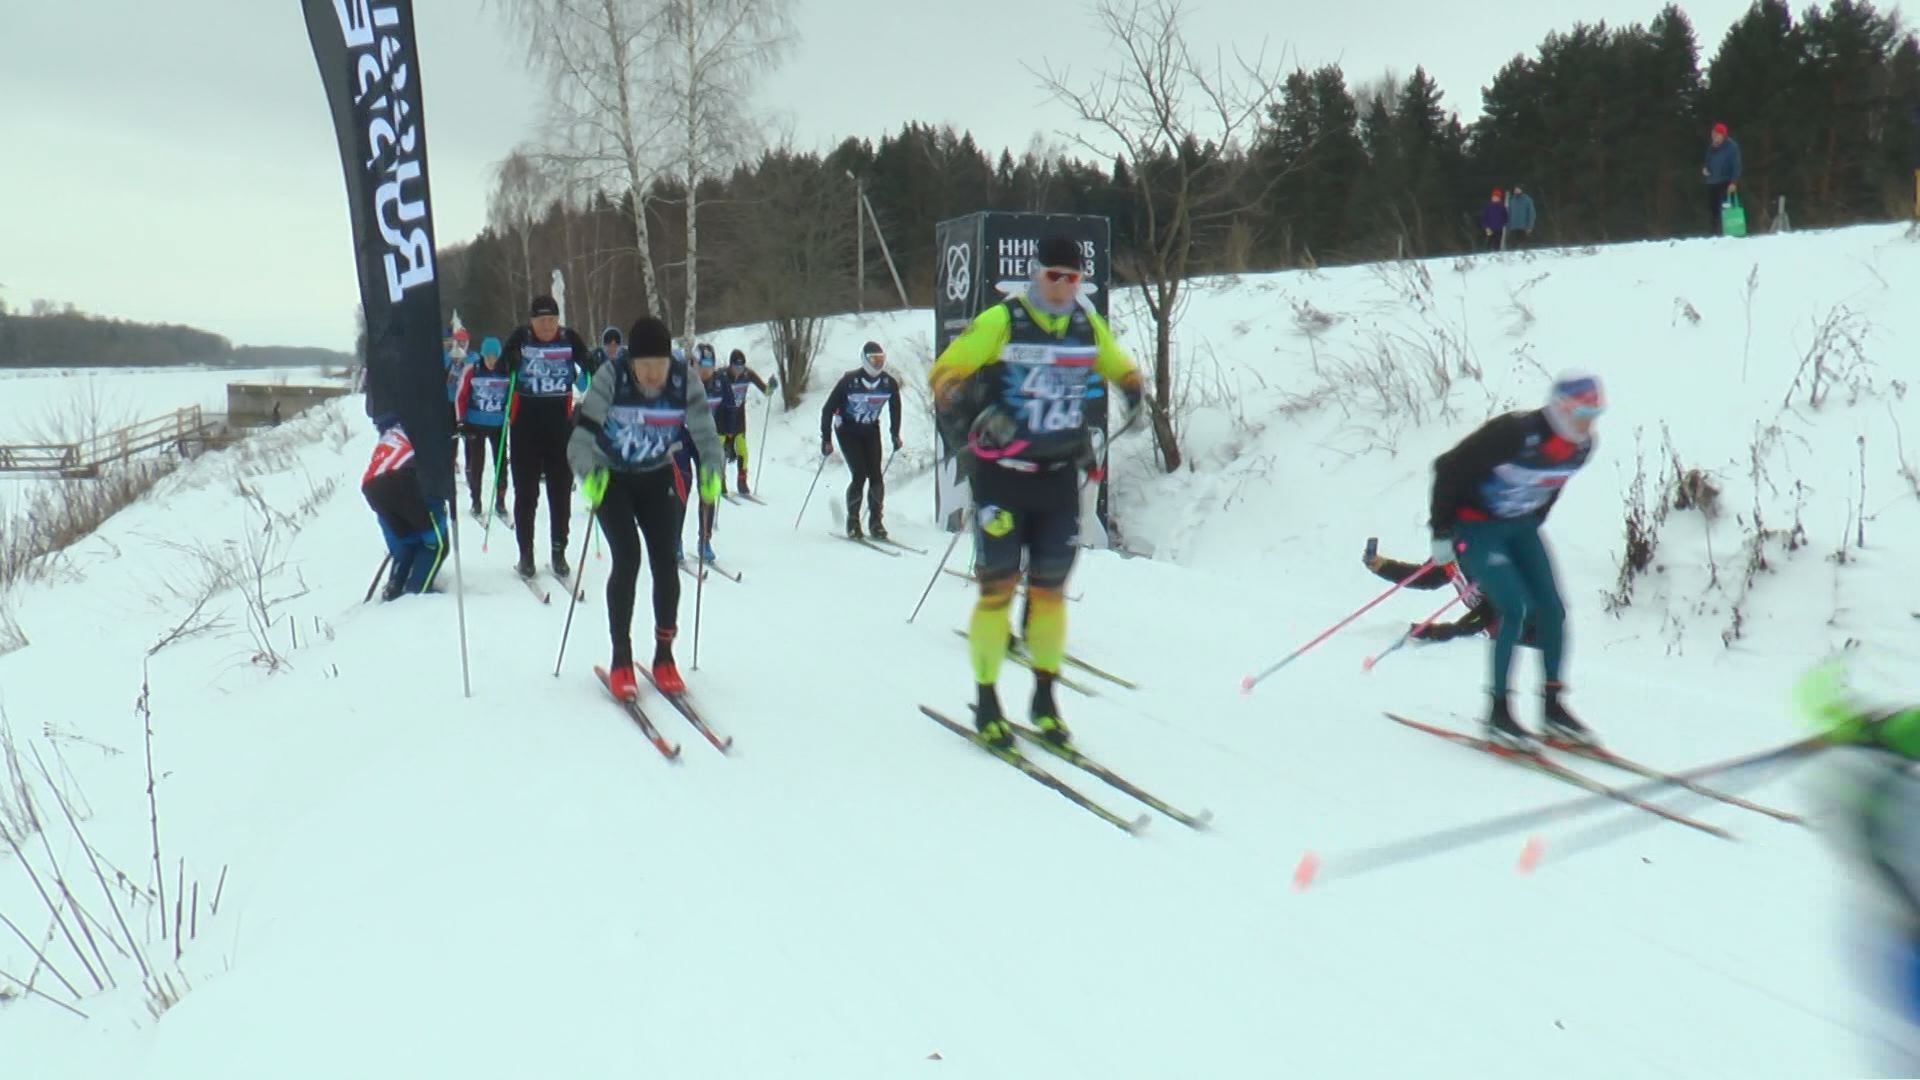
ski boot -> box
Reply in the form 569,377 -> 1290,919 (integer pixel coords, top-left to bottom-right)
493,497 -> 510,523
699,540 -> 716,564
675,540 -> 685,563
1031,674 -> 1071,747
868,512 -> 888,542
974,685 -> 1014,750
736,465 -> 750,496
846,512 -> 864,540
1541,681 -> 1598,747
651,631 -> 685,695
515,553 -> 537,580
1484,694 -> 1534,752
606,662 -> 639,702
552,545 -> 572,578
469,495 -> 483,519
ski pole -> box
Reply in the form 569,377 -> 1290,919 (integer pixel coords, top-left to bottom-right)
692,516 -> 709,671
753,386 -> 775,490
909,528 -> 966,623
551,515 -> 598,678
1362,592 -> 1466,671
363,553 -> 393,603
794,447 -> 831,530
1240,560 -> 1436,693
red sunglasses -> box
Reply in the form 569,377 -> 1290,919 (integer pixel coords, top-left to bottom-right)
1040,268 -> 1083,284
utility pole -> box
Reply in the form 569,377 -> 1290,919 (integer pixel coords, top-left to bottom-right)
846,170 -> 864,313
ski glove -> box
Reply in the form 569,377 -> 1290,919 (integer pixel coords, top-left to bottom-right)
892,433 -> 904,452
767,375 -> 779,392
698,466 -> 723,506
582,468 -> 609,509
1430,536 -> 1458,567
821,438 -> 833,457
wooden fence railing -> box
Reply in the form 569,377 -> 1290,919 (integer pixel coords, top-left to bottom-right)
0,407 -> 222,478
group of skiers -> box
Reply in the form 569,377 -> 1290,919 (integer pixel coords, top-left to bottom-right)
357,235 -> 1920,1065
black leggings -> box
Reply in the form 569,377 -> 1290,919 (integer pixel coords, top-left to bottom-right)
838,424 -> 884,517
595,468 -> 682,666
510,416 -> 573,558
462,428 -> 505,504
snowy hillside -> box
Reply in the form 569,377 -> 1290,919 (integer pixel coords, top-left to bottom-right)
3,225 -> 1919,1077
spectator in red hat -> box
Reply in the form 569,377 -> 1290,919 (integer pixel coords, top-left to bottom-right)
1702,122 -> 1743,235
1479,189 -> 1508,251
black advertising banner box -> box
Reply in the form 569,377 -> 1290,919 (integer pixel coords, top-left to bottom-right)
304,0 -> 452,497
931,213 -> 1114,535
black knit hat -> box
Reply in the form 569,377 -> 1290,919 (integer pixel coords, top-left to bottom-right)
1035,234 -> 1083,271
627,316 -> 674,359
861,340 -> 885,357
728,348 -> 746,365
530,294 -> 560,317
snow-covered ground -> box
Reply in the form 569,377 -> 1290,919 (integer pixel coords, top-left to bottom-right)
3,226 -> 1918,1077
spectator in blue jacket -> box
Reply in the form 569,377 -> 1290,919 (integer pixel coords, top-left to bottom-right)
1506,185 -> 1537,247
1703,122 -> 1743,235
1479,189 -> 1508,251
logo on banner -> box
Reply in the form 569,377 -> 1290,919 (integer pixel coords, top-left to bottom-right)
332,0 -> 436,302
943,244 -> 971,302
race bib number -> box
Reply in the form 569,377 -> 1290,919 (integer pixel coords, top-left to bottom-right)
1483,463 -> 1573,517
602,405 -> 684,463
470,377 -> 510,415
848,391 -> 891,424
1003,344 -> 1095,437
522,355 -> 573,395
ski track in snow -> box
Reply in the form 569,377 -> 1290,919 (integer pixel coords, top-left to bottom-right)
4,227 -> 1920,1076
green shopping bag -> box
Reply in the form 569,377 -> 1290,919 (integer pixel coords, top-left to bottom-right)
1721,192 -> 1747,237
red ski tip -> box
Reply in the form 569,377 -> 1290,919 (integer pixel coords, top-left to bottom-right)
1239,674 -> 1256,694
1291,851 -> 1321,891
1516,835 -> 1545,875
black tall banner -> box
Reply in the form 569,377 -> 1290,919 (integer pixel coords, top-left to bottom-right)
932,212 -> 1114,538
303,0 -> 451,497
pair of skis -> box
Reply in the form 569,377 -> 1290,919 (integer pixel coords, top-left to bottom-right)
841,532 -> 926,557
521,567 -> 585,605
918,706 -> 1209,835
1385,713 -> 1807,838
679,558 -> 743,583
593,665 -> 732,759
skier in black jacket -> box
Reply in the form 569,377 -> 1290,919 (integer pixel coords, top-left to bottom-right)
1430,371 -> 1603,749
499,294 -> 592,580
820,341 -> 903,539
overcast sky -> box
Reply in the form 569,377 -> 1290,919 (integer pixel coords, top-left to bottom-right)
0,0 -> 1753,351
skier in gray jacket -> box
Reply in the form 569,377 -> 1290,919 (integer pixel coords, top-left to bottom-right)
568,315 -> 725,699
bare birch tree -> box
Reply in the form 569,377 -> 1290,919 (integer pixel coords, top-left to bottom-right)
648,0 -> 795,349
505,0 -> 674,320
488,149 -> 552,308
1035,0 -> 1286,472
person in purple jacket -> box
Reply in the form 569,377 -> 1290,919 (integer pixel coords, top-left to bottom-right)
1479,189 -> 1509,251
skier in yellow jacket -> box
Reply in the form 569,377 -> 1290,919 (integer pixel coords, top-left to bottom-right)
929,233 -> 1145,750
